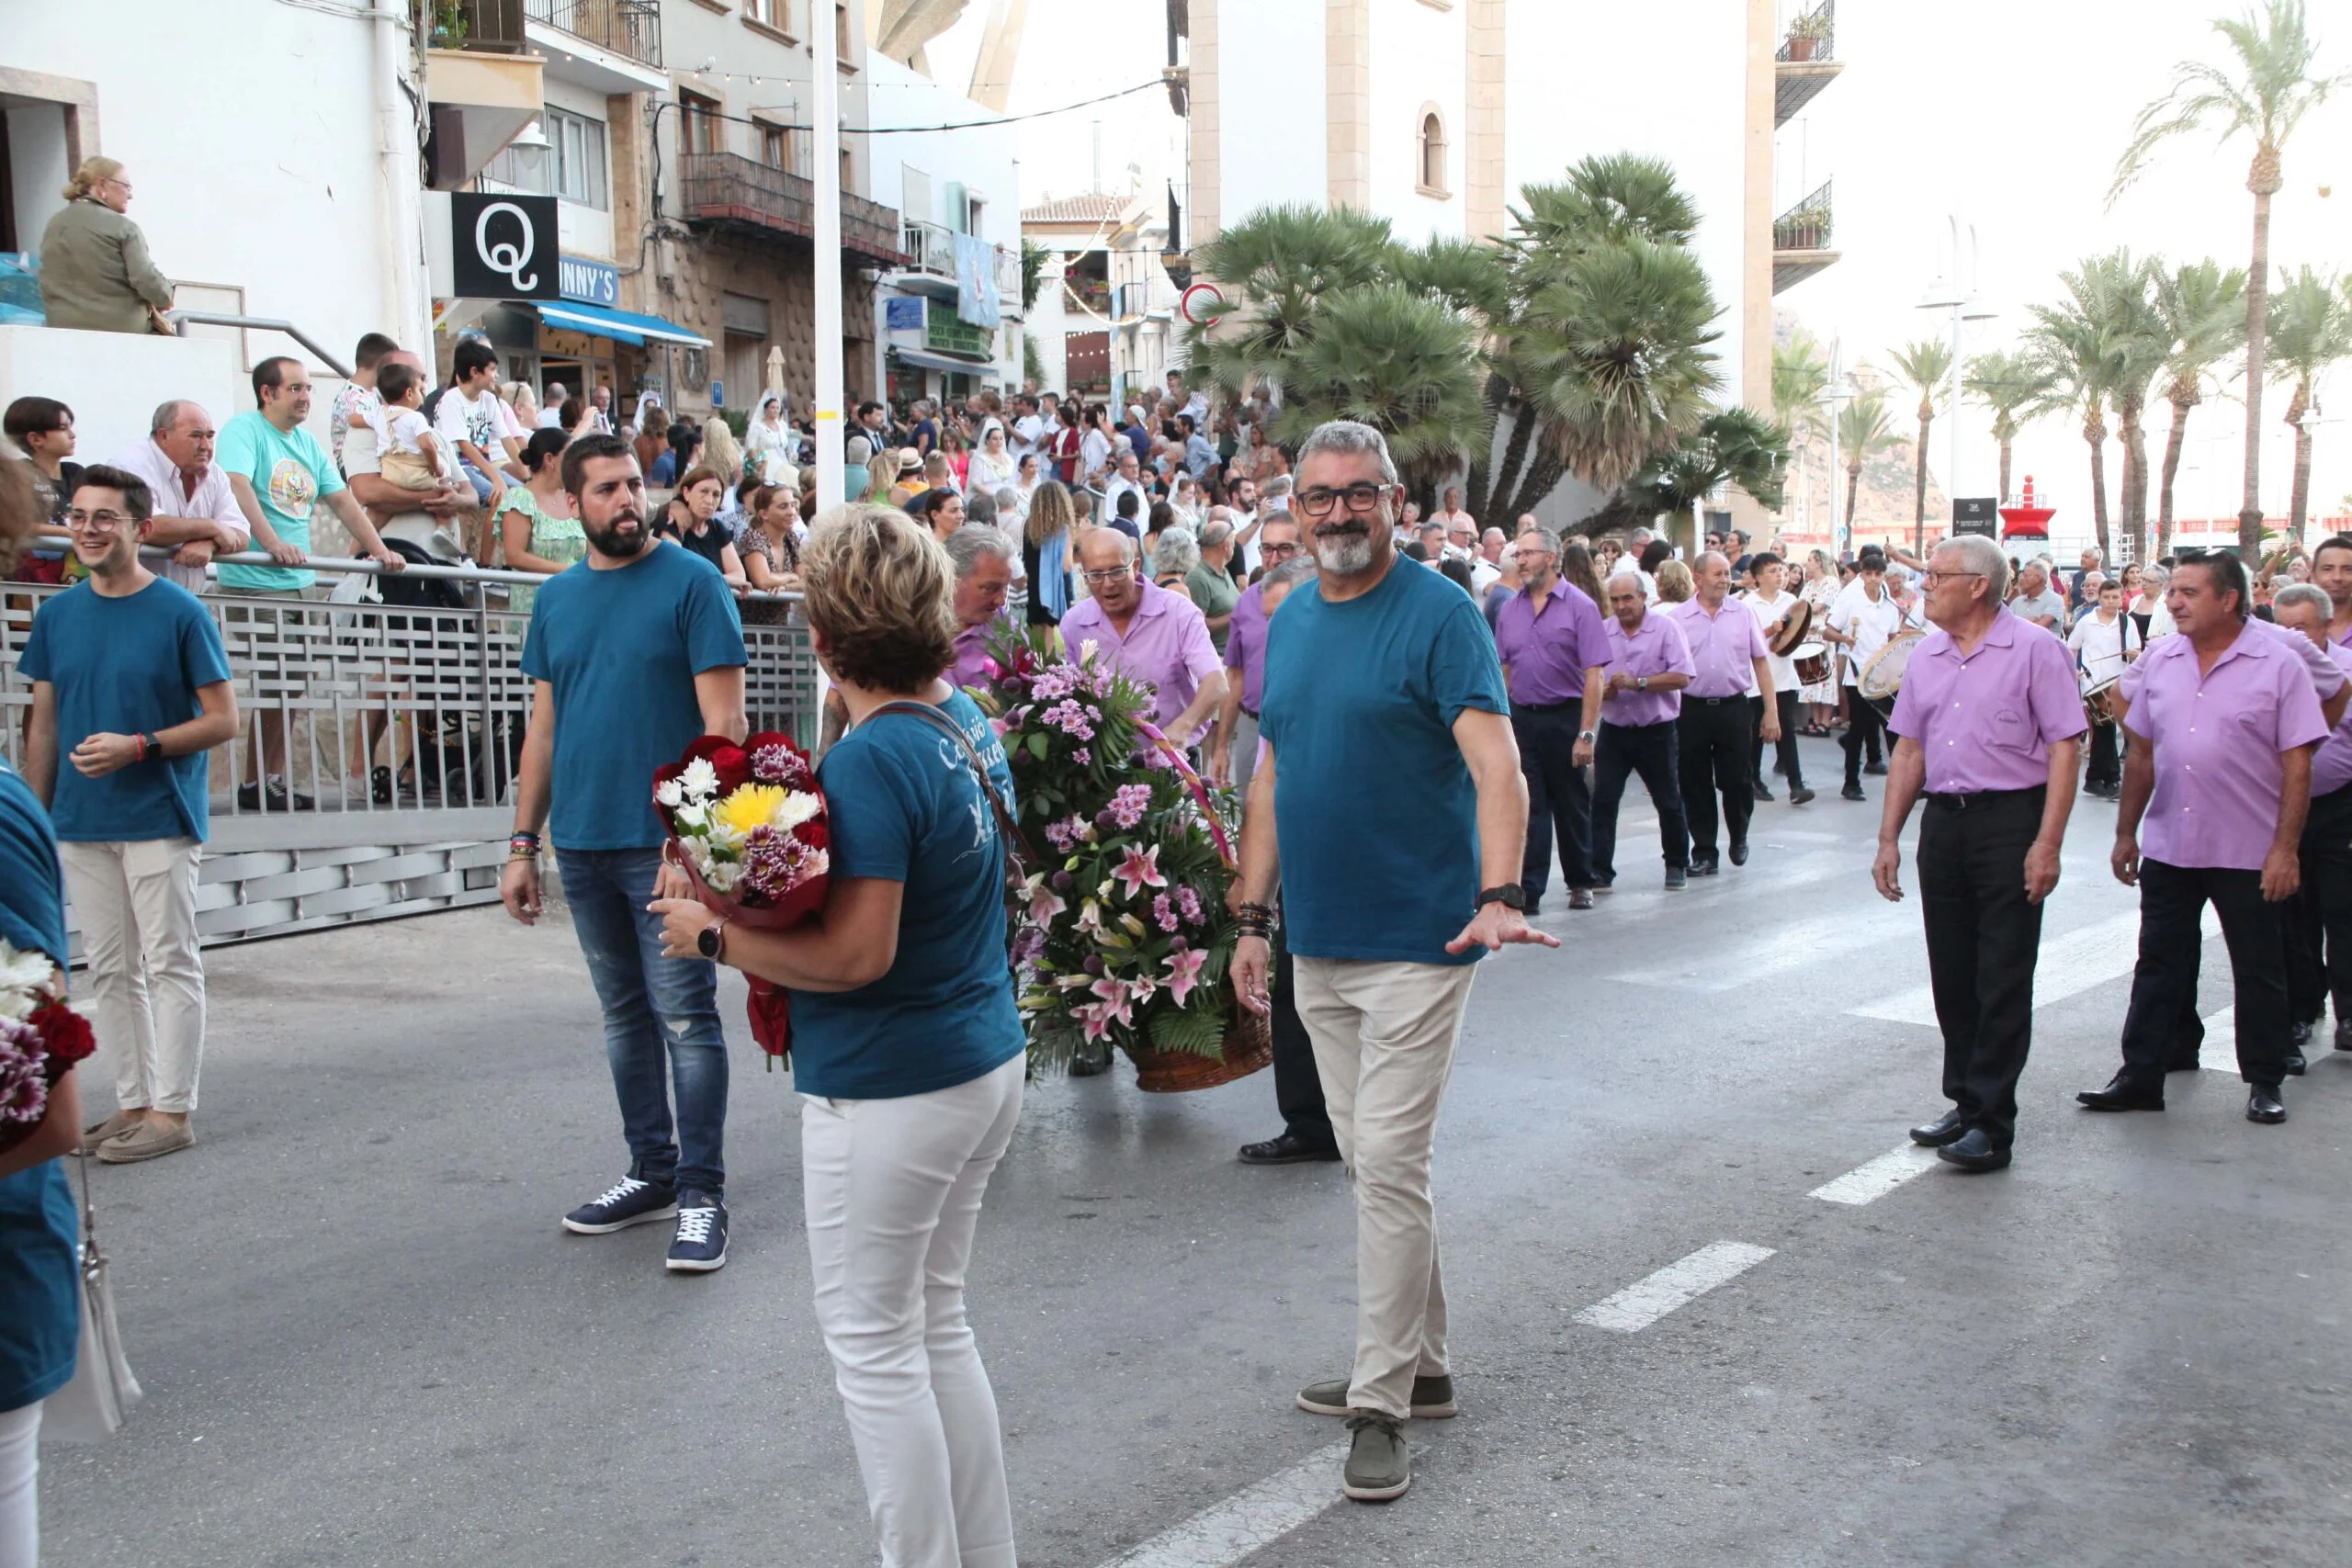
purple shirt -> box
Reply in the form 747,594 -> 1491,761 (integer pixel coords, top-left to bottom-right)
1060,579 -> 1224,745
1663,596 -> 1769,699
1886,608 -> 2088,795
1492,579 -> 1611,707
2312,643 -> 2352,796
1600,611 -> 1697,728
2125,620 -> 2329,870
1224,581 -> 1271,715
2120,615 -> 2346,704
950,614 -> 1012,693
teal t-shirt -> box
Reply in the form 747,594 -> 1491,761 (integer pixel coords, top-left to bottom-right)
17,577 -> 232,843
0,759 -> 81,1412
519,543 -> 747,851
789,692 -> 1023,1100
214,409 -> 344,591
1261,557 -> 1509,964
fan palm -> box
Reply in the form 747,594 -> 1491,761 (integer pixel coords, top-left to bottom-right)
2266,267 -> 2352,543
2075,252 -> 2169,561
1838,389 -> 1900,536
2151,258 -> 2249,558
2112,0 -> 2351,557
1620,408 -> 1792,521
1887,340 -> 1954,554
1272,284 -> 1490,499
1182,204 -> 1398,403
1965,348 -> 2060,504
2030,270 -> 2127,560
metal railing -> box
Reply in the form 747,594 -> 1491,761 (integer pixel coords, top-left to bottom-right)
524,0 -> 662,67
678,151 -> 907,266
423,0 -> 529,53
1773,180 -> 1834,252
165,311 -> 353,378
1776,0 -> 1834,62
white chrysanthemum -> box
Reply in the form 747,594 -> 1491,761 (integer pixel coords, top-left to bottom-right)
679,758 -> 721,802
0,941 -> 52,1022
770,791 -> 822,830
674,802 -> 708,830
654,778 -> 684,809
702,861 -> 742,894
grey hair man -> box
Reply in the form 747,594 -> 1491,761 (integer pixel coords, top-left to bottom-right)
1193,517 -> 1241,647
1232,418 -> 1556,1505
105,399 -> 252,592
947,525 -> 1017,691
2012,558 -> 2067,635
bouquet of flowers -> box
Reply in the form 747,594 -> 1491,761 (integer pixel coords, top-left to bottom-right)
0,939 -> 97,1156
653,731 -> 830,1066
967,626 -> 1265,1086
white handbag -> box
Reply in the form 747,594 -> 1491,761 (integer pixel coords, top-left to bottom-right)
39,1149 -> 142,1444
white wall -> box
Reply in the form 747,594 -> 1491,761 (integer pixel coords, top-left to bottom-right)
1217,4 -> 1328,223
0,326 -> 242,468
1369,1 -> 1465,245
7,0 -> 419,375
864,57 -> 1022,258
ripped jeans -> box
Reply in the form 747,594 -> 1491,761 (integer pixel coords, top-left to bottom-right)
558,847 -> 729,1198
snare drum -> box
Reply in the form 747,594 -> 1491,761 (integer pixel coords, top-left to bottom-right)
2083,674 -> 2122,728
1792,642 -> 1830,687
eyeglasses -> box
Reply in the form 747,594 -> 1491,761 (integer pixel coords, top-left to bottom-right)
65,508 -> 131,531
1918,570 -> 1984,586
1295,483 -> 1390,518
1081,567 -> 1136,585
1259,540 -> 1301,558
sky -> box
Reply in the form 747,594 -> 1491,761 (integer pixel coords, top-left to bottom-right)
920,0 -> 2352,547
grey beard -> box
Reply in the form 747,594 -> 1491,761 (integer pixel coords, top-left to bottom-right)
1313,530 -> 1374,574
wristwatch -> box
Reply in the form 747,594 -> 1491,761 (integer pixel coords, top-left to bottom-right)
1476,884 -> 1529,913
695,917 -> 729,962
1635,674 -> 1648,691
1577,728 -> 1597,744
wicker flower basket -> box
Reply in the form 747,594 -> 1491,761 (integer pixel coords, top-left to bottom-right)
1125,993 -> 1272,1093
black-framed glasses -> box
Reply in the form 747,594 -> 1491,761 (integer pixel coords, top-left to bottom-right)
1918,570 -> 1984,586
1295,483 -> 1390,518
1259,539 -> 1301,558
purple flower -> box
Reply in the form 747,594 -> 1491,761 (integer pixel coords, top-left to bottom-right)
1109,783 -> 1154,830
1071,748 -> 1091,766
1082,953 -> 1105,976
1175,886 -> 1204,924
1151,893 -> 1182,933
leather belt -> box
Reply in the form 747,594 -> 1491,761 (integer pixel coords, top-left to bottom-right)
1925,785 -> 2046,813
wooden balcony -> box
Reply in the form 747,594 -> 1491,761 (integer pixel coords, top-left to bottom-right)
678,152 -> 906,268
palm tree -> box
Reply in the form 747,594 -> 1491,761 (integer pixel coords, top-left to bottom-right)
1887,340 -> 1953,554
1965,347 -> 2060,504
1773,333 -> 1831,528
2074,252 -> 2169,562
2151,258 -> 2248,558
1621,408 -> 1792,521
2266,267 -> 2352,543
1272,284 -> 1491,502
2112,0 -> 2351,558
1838,389 -> 1900,536
2030,270 -> 2125,560
1182,203 -> 1399,404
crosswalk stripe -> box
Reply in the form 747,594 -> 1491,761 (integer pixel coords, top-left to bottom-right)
1849,908 -> 2222,1027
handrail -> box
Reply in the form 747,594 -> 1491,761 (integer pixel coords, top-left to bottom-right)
184,548 -> 805,602
164,312 -> 354,378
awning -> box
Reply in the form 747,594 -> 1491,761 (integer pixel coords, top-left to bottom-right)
535,300 -> 710,347
888,345 -> 994,374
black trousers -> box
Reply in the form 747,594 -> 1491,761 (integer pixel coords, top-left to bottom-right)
1591,719 -> 1689,881
2086,719 -> 2120,790
1750,690 -> 1803,787
1917,789 -> 2047,1147
2118,859 -> 2292,1086
2289,784 -> 2352,1026
1270,932 -> 1334,1148
1678,696 -> 1754,859
1842,691 -> 1887,785
1512,703 -> 1597,895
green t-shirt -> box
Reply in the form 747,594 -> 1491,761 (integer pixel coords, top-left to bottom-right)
1186,561 -> 1241,653
215,410 -> 344,592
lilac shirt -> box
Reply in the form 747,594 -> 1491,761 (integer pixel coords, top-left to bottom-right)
1664,596 -> 1769,698
1060,579 -> 1223,745
1600,612 -> 1697,728
1492,579 -> 1611,707
1886,608 -> 2088,795
2312,643 -> 2352,796
2125,620 -> 2329,870
950,615 -> 1012,693
2120,615 -> 2346,704
1223,581 -> 1271,715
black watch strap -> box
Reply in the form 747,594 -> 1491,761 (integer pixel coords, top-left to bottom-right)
1476,884 -> 1527,913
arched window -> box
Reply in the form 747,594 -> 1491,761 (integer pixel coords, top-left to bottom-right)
1418,108 -> 1448,197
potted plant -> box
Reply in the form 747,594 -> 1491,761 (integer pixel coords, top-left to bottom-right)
1785,9 -> 1829,62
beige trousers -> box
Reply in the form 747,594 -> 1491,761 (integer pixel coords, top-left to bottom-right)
1293,955 -> 1478,1419
57,838 -> 208,1114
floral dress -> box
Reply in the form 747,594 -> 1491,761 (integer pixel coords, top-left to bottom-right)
1798,572 -> 1841,705
496,487 -> 585,614
738,525 -> 800,626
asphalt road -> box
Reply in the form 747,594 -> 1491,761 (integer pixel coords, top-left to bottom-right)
36,736 -> 2352,1568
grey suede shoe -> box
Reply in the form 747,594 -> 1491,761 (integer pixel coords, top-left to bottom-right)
1296,1372 -> 1456,1419
1342,1413 -> 1410,1501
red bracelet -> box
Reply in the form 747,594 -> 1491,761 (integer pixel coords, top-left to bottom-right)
131,734 -> 149,762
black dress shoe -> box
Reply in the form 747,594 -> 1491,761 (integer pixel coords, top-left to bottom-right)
2337,1019 -> 2352,1053
1789,785 -> 1815,805
1841,784 -> 1867,802
1238,1131 -> 1343,1165
2077,1073 -> 2165,1111
1691,856 -> 1721,876
1937,1127 -> 2011,1172
2284,1046 -> 2308,1077
2292,1019 -> 2314,1048
1863,760 -> 1888,776
1728,840 -> 1749,866
1909,1108 -> 1968,1146
2247,1084 -> 2287,1124
1751,780 -> 1775,802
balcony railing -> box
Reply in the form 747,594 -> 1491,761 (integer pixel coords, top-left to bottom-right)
1776,0 -> 1834,62
679,151 -> 906,266
1773,180 -> 1834,252
422,0 -> 528,52
899,219 -> 1023,314
525,0 -> 662,67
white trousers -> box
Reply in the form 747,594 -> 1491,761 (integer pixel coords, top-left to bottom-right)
57,839 -> 207,1114
0,1402 -> 39,1568
1294,957 -> 1477,1420
802,1055 -> 1024,1568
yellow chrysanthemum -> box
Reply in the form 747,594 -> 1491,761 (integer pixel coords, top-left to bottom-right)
714,784 -> 786,837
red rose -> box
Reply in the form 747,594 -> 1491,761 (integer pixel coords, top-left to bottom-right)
31,1000 -> 96,1066
708,746 -> 752,795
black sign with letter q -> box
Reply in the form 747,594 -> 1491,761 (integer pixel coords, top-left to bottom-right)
450,192 -> 561,301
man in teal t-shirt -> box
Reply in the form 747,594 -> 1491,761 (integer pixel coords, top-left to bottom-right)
1232,422 -> 1558,1507
20,464 -> 239,1165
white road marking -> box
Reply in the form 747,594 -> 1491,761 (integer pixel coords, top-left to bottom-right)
1850,908 -> 2221,1026
1809,1143 -> 1941,1205
1617,911 -> 1880,990
1094,1442 -> 1351,1568
2199,1006 -> 2237,1072
1574,1241 -> 1776,1333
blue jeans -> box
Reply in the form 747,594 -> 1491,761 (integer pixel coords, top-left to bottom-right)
458,462 -> 496,504
558,847 -> 729,1198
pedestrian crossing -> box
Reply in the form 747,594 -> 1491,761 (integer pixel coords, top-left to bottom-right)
1848,908 -> 2223,1027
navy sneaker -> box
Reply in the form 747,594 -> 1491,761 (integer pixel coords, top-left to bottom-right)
562,1175 -> 679,1235
667,1190 -> 729,1273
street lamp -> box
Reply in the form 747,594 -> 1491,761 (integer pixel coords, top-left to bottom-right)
505,119 -> 552,188
1918,218 -> 1996,544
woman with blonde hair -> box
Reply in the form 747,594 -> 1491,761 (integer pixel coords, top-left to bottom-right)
653,502 -> 1023,1568
702,413 -> 745,489
38,156 -> 174,334
1655,557 -> 1695,604
1023,479 -> 1076,627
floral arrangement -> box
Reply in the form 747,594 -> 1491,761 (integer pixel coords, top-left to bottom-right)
0,939 -> 96,1154
653,732 -> 830,1064
967,626 -> 1250,1075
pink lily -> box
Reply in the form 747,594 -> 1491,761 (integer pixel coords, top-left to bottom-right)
1089,975 -> 1135,1027
1024,874 -> 1067,925
1078,1002 -> 1116,1044
1162,945 -> 1209,1008
1111,844 -> 1167,900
